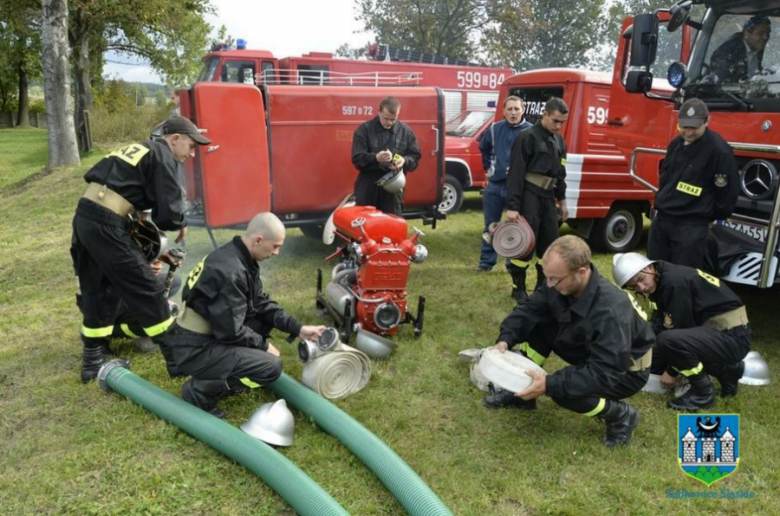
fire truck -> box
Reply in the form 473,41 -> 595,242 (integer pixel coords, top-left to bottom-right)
611,0 -> 780,287
177,82 -> 445,241
197,41 -> 512,117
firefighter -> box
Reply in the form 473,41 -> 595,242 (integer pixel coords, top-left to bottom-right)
71,115 -> 210,383
474,96 -> 532,273
505,97 -> 570,302
164,213 -> 326,418
612,252 -> 751,412
351,96 -> 422,216
485,236 -> 654,448
647,98 -> 739,270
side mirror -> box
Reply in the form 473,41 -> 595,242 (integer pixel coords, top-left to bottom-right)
626,71 -> 654,93
667,1 -> 692,33
630,14 -> 659,68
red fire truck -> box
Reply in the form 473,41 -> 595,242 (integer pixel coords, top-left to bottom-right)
611,0 -> 780,287
177,83 -> 445,241
197,42 -> 512,117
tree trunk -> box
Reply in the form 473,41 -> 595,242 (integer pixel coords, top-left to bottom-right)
16,64 -> 30,127
41,0 -> 79,167
73,36 -> 93,152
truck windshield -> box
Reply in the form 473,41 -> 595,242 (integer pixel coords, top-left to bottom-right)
446,110 -> 494,137
197,57 -> 219,82
688,11 -> 780,106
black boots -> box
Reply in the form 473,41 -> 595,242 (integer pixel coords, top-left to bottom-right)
182,378 -> 230,419
483,389 -> 537,410
598,400 -> 640,448
668,372 -> 715,411
714,362 -> 744,397
510,268 -> 528,304
81,337 -> 107,383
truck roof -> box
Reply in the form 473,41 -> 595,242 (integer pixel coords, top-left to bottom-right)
506,68 -> 612,85
205,49 -> 275,59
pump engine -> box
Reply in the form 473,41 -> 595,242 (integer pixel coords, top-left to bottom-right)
317,205 -> 426,340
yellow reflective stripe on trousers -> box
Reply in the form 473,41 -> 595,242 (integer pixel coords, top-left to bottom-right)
583,398 -> 607,417
519,343 -> 546,366
240,377 -> 261,389
675,362 -> 704,377
143,316 -> 174,337
120,324 -> 141,339
82,325 -> 114,338
510,256 -> 537,267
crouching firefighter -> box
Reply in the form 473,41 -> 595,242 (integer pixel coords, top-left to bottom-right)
164,213 -> 326,418
487,236 -> 655,448
71,116 -> 211,383
612,253 -> 751,412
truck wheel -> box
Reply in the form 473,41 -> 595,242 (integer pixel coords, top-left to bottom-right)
438,175 -> 464,214
590,204 -> 643,253
299,224 -> 324,240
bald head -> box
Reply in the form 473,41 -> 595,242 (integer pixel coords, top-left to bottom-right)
243,213 -> 286,261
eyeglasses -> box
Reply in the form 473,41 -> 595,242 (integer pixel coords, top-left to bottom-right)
547,269 -> 576,288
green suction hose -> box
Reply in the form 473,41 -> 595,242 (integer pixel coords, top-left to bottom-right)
97,360 -> 347,516
268,372 -> 453,516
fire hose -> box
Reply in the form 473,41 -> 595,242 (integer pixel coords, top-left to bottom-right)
162,248 -> 186,317
490,219 -> 536,259
300,343 -> 372,399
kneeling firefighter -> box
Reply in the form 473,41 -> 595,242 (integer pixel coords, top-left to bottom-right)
164,213 -> 325,418
71,116 -> 210,383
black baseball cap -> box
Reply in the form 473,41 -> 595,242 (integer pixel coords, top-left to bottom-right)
160,116 -> 211,145
678,98 -> 709,128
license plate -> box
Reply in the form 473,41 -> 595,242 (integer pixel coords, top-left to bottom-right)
723,221 -> 768,243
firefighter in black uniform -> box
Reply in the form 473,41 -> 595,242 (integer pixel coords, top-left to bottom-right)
612,252 -> 750,412
647,98 -> 739,269
351,96 -> 422,216
71,116 -> 211,383
505,97 -> 570,302
485,236 -> 654,448
165,213 -> 325,418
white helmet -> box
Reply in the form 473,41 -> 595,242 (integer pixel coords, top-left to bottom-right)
240,399 -> 295,447
612,252 -> 656,288
739,351 -> 771,386
376,170 -> 406,194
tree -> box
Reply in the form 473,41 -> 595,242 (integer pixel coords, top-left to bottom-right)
356,0 -> 489,62
41,0 -> 79,167
335,42 -> 370,59
0,0 -> 42,126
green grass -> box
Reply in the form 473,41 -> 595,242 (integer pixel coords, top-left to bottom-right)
1,128 -> 779,515
0,127 -> 49,189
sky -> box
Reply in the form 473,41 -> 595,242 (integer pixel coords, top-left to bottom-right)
103,0 -> 374,84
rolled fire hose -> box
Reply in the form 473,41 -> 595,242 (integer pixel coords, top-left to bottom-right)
96,360 -> 348,516
491,218 -> 536,259
301,344 -> 372,399
268,373 -> 453,516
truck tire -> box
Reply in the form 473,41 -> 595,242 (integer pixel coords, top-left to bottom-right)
299,224 -> 324,240
438,175 -> 464,214
590,203 -> 643,253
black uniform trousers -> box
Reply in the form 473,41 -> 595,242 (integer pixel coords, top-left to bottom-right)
519,323 -> 649,414
354,173 -> 403,216
507,187 -> 560,275
647,216 -> 709,270
71,199 -> 170,344
655,325 -> 750,377
166,321 -> 283,393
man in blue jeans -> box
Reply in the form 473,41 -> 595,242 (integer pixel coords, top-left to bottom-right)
475,96 -> 532,275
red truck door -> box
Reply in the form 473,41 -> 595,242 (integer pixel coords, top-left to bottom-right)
191,82 -> 271,227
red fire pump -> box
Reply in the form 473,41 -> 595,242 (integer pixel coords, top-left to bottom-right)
316,205 -> 427,341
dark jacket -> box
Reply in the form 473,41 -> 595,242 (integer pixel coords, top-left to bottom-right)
351,116 -> 422,183
655,129 -> 739,223
507,122 -> 567,209
83,139 -> 187,231
497,266 -> 655,399
181,236 -> 302,349
710,32 -> 763,83
479,119 -> 532,183
649,260 -> 745,332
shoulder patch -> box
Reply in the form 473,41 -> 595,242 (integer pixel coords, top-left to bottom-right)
107,143 -> 150,167
714,174 -> 727,187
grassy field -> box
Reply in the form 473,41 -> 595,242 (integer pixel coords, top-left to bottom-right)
1,129 -> 778,515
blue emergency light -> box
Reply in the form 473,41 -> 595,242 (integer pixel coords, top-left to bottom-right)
237,39 -> 247,50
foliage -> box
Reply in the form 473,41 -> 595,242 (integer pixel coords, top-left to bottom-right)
356,0 -> 489,62
0,0 -> 42,113
335,42 -> 371,59
89,103 -> 169,145
1,133 -> 780,513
